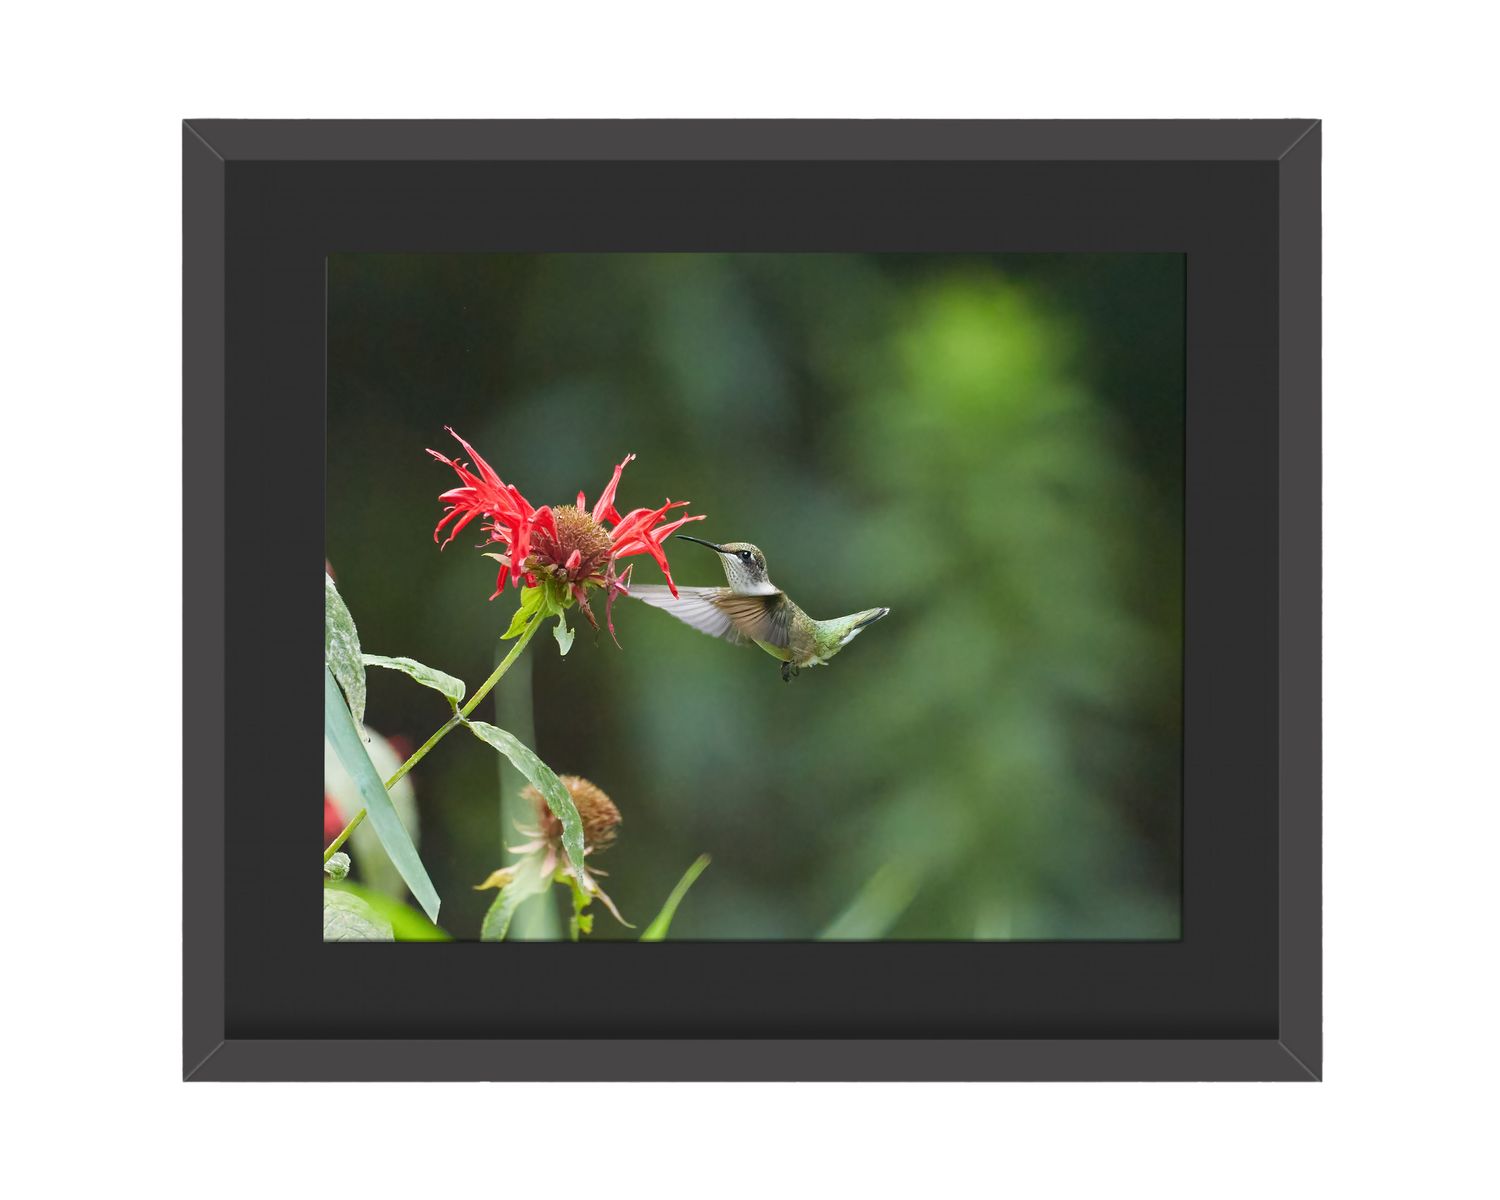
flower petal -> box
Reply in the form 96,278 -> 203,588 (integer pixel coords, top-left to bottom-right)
444,426 -> 503,489
606,500 -> 705,597
603,563 -> 632,646
573,585 -> 598,631
591,453 -> 636,525
591,882 -> 632,928
428,431 -> 537,555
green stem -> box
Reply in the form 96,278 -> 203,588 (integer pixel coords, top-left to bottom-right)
568,873 -> 589,942
384,712 -> 462,791
461,608 -> 545,719
320,606 -> 547,864
323,808 -> 366,863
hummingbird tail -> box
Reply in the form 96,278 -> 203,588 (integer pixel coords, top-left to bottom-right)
819,606 -> 891,654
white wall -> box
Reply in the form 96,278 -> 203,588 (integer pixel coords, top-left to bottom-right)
5,4 -> 1492,1195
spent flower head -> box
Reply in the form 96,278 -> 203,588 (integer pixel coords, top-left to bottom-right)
485,774 -> 628,927
516,774 -> 622,859
428,428 -> 704,641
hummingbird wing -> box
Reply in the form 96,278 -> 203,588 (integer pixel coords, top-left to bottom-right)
628,585 -> 746,642
629,586 -> 792,648
712,592 -> 794,648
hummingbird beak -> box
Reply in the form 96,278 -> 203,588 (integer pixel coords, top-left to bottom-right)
675,534 -> 727,554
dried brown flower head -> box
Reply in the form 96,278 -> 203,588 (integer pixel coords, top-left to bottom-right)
522,775 -> 621,854
485,774 -> 628,927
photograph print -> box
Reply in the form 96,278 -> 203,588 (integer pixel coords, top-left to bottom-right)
322,252 -> 1184,943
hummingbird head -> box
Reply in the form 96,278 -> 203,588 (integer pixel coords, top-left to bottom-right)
676,535 -> 777,595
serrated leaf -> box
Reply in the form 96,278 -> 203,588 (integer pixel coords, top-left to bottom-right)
324,666 -> 441,922
328,881 -> 450,941
323,887 -> 394,941
362,654 -> 466,705
480,855 -> 551,941
640,854 -> 712,941
500,583 -> 547,640
324,573 -> 366,727
553,612 -> 574,656
466,721 -> 587,879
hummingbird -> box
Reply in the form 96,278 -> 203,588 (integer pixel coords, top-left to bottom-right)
629,535 -> 890,681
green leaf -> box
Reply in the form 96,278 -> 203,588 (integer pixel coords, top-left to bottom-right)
480,855 -> 551,941
500,583 -> 547,640
323,887 -> 393,941
819,862 -> 920,940
328,881 -> 451,941
362,654 -> 466,706
323,851 -> 351,881
466,720 -> 587,879
553,612 -> 575,656
640,854 -> 712,941
324,666 -> 441,922
324,573 -> 366,727
324,728 -> 421,902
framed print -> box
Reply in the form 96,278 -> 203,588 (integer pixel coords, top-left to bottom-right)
183,119 -> 1320,1081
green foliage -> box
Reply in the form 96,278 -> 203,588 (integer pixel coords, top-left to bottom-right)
466,721 -> 588,880
640,854 -> 711,941
818,276 -> 1181,938
567,872 -> 593,940
324,667 -> 441,922
496,577 -> 580,657
479,855 -> 551,941
362,653 -> 466,706
329,881 -> 450,940
323,726 -> 421,901
553,612 -> 575,656
323,886 -> 393,941
500,584 -> 544,639
492,652 -> 560,940
500,576 -> 565,640
323,851 -> 351,881
324,572 -> 365,727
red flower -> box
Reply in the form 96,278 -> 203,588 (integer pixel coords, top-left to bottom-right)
428,428 -> 704,639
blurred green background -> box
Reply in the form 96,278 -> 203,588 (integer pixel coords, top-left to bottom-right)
326,252 -> 1183,940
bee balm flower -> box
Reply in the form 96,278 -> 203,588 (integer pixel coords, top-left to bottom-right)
428,428 -> 704,640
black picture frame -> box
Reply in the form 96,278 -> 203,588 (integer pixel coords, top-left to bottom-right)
184,119 -> 1320,1082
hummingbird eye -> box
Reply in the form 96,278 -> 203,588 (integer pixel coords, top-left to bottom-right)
738,550 -> 752,562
